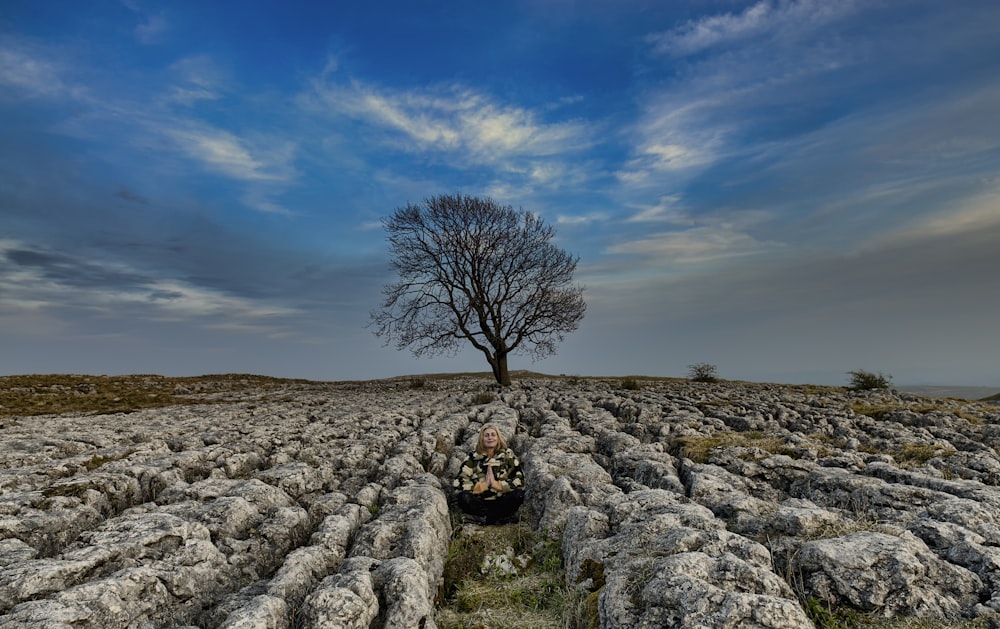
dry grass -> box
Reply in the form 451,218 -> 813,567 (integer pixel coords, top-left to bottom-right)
674,430 -> 789,464
0,373 -> 314,418
437,520 -> 587,629
893,443 -> 957,468
850,402 -> 989,425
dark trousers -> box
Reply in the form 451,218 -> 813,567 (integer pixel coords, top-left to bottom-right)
457,489 -> 524,523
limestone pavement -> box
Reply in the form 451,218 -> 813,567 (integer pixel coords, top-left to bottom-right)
1,377 -> 999,627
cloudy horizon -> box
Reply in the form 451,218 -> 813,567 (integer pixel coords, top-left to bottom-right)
2,1 -> 998,388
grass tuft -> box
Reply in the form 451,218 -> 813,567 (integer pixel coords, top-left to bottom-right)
673,430 -> 788,464
437,522 -> 586,628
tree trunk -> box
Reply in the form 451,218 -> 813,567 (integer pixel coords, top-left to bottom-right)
496,353 -> 511,387
485,350 -> 512,387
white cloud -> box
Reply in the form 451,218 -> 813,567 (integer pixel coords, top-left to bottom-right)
626,196 -> 691,223
649,1 -> 772,56
607,226 -> 759,263
648,0 -> 858,57
616,99 -> 728,185
620,1 -> 865,189
309,79 -> 591,166
556,212 -> 609,226
164,124 -> 297,182
0,43 -> 74,100
0,239 -> 297,337
166,86 -> 220,106
241,193 -> 297,216
141,279 -> 296,323
165,55 -> 227,105
605,210 -> 786,268
134,12 -> 168,45
869,184 -> 1000,250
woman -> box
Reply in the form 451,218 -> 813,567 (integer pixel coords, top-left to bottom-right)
453,424 -> 525,525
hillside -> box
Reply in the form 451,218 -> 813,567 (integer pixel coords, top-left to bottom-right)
896,384 -> 1000,402
2,375 -> 1000,627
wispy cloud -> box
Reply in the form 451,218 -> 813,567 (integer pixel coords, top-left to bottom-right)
619,0 -> 865,188
556,212 -> 609,226
241,192 -> 296,216
1,38 -> 298,210
626,196 -> 691,223
164,55 -> 227,105
868,184 -> 1000,250
615,98 -> 728,185
163,124 -> 297,183
308,78 -> 593,174
0,240 -> 297,335
134,12 -> 168,45
0,41 -> 77,100
648,0 -> 858,57
606,223 -> 780,266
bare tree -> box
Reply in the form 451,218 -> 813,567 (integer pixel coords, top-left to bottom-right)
370,194 -> 586,386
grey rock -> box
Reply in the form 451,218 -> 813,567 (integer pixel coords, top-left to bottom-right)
373,556 -> 437,629
217,594 -> 289,629
297,557 -> 380,629
634,552 -> 814,628
796,531 -> 983,618
0,538 -> 37,567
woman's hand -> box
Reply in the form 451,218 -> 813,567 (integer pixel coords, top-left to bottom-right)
472,481 -> 488,494
486,465 -> 503,492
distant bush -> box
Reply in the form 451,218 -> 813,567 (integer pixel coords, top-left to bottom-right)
847,370 -> 892,390
409,377 -> 427,389
470,391 -> 496,405
687,363 -> 719,383
620,377 -> 641,390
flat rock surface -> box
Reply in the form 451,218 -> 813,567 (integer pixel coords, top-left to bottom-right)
2,377 -> 1000,627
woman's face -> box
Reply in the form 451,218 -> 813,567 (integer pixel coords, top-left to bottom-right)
482,428 -> 499,451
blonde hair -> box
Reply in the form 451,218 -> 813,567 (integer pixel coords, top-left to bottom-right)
475,424 -> 508,455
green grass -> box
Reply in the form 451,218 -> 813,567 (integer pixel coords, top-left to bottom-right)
804,597 -> 995,629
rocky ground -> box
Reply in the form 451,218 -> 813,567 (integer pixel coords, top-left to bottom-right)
2,375 -> 1000,628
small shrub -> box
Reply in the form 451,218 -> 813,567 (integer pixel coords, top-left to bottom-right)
620,377 -> 641,390
687,363 -> 719,383
847,370 -> 892,390
470,391 -> 496,405
409,377 -> 427,389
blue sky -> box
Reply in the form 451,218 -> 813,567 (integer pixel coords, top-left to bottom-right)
1,0 -> 998,386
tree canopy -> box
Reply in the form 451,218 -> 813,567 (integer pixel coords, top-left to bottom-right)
370,194 -> 586,386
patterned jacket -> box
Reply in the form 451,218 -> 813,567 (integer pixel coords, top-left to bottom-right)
453,448 -> 525,501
